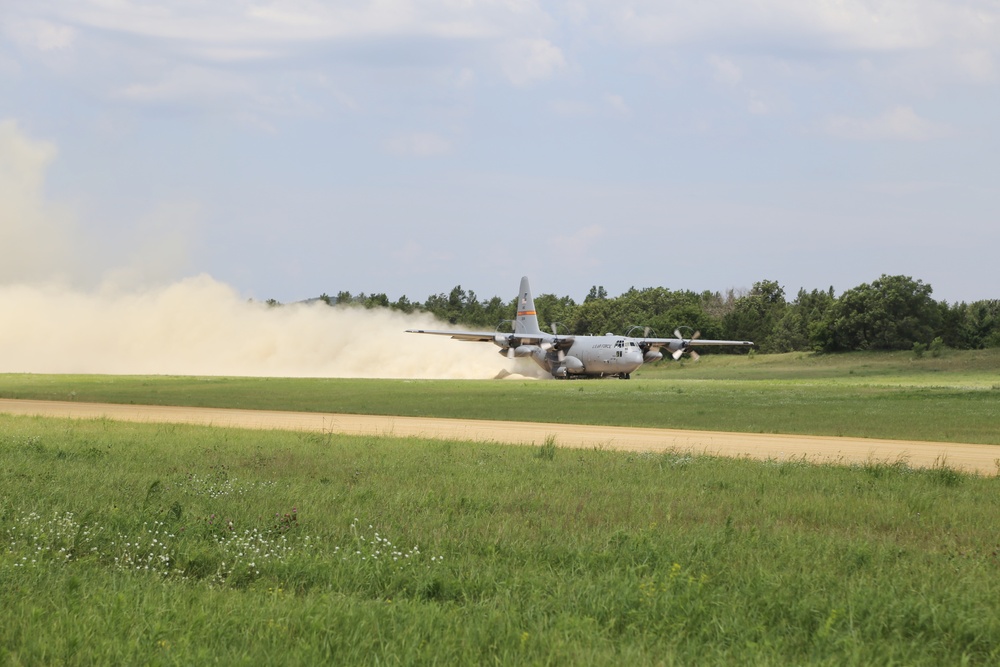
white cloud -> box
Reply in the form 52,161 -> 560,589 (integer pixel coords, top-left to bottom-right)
609,1 -> 994,52
1,0 -> 567,118
823,106 -> 953,141
499,37 -> 566,85
605,1 -> 1000,99
19,0 -> 506,52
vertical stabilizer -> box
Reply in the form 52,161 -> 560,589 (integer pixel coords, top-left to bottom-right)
514,276 -> 541,334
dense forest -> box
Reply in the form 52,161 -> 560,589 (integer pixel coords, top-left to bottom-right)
306,274 -> 1000,354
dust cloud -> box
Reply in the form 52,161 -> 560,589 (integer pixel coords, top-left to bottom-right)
0,119 -> 82,285
0,276 -> 527,378
0,119 -> 527,379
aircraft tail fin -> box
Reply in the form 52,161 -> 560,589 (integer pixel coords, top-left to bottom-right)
514,276 -> 542,334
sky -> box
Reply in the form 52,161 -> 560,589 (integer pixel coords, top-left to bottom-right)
2,0 -> 999,307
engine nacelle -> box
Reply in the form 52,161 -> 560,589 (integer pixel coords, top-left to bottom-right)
513,345 -> 542,358
494,334 -> 512,349
552,356 -> 585,378
643,350 -> 663,363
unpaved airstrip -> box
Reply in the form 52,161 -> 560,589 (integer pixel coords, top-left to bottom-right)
1,399 -> 997,476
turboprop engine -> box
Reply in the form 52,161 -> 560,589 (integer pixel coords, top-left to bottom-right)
513,345 -> 543,358
552,356 -> 585,378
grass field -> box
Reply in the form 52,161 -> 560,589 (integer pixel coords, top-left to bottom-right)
2,349 -> 999,444
2,414 -> 1000,665
2,351 -> 1000,664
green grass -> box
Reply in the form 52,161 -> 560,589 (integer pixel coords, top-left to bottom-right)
644,347 -> 1000,386
2,352 -> 999,663
2,349 -> 1000,444
2,414 -> 1000,665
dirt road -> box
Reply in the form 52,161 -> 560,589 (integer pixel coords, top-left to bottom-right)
1,398 -> 996,475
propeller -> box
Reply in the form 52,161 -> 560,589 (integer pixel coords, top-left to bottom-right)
541,323 -> 566,361
540,324 -> 556,350
671,328 -> 702,361
494,332 -> 518,359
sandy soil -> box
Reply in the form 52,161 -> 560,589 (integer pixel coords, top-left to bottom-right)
1,398 -> 996,475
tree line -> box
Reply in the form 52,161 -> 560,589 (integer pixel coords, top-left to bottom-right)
308,275 -> 1000,354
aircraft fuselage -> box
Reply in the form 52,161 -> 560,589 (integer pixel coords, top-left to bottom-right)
510,334 -> 647,379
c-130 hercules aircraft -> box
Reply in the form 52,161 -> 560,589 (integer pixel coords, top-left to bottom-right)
407,277 -> 754,379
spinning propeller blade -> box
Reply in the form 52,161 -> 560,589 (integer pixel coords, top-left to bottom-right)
672,329 -> 702,361
541,323 -> 566,361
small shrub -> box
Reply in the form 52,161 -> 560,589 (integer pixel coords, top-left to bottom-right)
912,342 -> 927,359
929,336 -> 945,358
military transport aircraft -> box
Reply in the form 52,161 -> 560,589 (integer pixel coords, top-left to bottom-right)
406,277 -> 753,379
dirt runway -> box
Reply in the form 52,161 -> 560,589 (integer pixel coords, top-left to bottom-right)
1,399 -> 997,475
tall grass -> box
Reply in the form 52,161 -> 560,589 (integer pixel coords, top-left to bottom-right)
3,414 -> 999,664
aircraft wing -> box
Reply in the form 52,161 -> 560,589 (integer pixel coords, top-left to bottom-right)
643,337 -> 754,347
405,329 -> 560,346
405,329 -> 498,342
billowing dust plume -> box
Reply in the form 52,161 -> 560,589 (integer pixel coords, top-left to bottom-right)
0,119 -> 531,379
0,276 -> 529,378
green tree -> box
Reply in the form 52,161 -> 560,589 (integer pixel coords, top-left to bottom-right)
818,275 -> 940,351
391,295 -> 415,313
482,296 -> 515,330
940,300 -> 1000,349
363,293 -> 390,309
585,285 -> 607,302
722,279 -> 787,352
422,286 -> 489,326
533,294 -> 578,333
572,296 -> 616,335
785,287 -> 835,352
